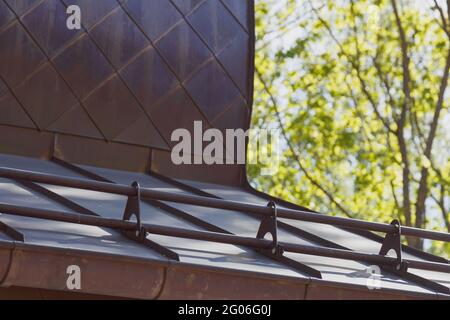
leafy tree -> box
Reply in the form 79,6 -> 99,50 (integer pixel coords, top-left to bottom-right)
249,0 -> 450,255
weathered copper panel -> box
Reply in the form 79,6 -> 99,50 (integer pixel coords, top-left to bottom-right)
22,0 -> 82,56
151,149 -> 243,185
0,0 -> 253,184
188,0 -> 244,54
60,0 -> 118,29
53,134 -> 151,171
171,0 -> 204,15
120,46 -> 178,110
0,246 -> 12,283
14,63 -> 78,129
222,0 -> 249,30
4,0 -> 40,17
123,0 -> 183,41
147,86 -> 209,147
0,78 -> 7,96
47,104 -> 103,139
53,34 -> 114,100
89,7 -> 148,68
0,286 -> 123,299
1,246 -> 165,299
0,125 -> 54,158
160,264 -> 307,300
155,21 -> 212,81
0,93 -> 36,129
212,96 -> 249,135
304,283 -> 426,300
0,22 -> 46,87
0,1 -> 14,31
81,75 -> 150,140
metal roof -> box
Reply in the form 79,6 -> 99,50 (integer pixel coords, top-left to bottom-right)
0,0 -> 449,299
0,153 -> 449,299
0,0 -> 252,185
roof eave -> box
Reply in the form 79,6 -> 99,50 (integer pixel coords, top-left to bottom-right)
0,240 -> 446,300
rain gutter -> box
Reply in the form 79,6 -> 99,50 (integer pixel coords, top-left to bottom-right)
0,239 -> 447,300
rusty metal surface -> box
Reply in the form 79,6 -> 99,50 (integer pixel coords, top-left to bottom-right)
0,0 -> 253,184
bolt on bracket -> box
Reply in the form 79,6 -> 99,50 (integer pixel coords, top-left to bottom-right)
379,219 -> 408,272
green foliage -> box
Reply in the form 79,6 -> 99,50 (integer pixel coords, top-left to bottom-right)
250,0 -> 450,256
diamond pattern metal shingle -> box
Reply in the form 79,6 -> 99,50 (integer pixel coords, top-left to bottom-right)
47,104 -> 103,139
0,92 -> 36,129
221,0 -> 249,31
0,77 -> 7,96
53,33 -> 114,100
4,0 -> 40,17
0,0 -> 252,167
61,0 -> 119,29
90,7 -> 148,69
21,0 -> 82,57
114,116 -> 169,149
147,86 -> 209,147
171,0 -> 204,15
0,0 -> 14,29
14,63 -> 78,129
0,21 -> 45,87
122,0 -> 182,41
218,31 -> 250,98
212,96 -> 248,134
186,59 -> 241,121
155,20 -> 212,81
120,46 -> 178,109
188,0 -> 243,53
83,75 -> 145,140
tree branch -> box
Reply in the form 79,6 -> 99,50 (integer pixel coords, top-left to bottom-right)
415,46 -> 450,229
391,0 -> 413,231
432,0 -> 450,38
390,179 -> 404,224
431,185 -> 450,232
255,67 -> 355,218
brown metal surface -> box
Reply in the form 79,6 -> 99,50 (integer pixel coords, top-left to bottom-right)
2,166 -> 449,243
1,200 -> 449,275
0,242 -> 442,300
0,0 -> 253,184
0,241 -> 166,299
0,286 -> 125,300
160,264 -> 308,300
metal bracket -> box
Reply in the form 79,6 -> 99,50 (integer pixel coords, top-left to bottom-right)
122,181 -> 144,240
379,219 -> 408,272
256,201 -> 322,278
257,201 -> 281,255
122,181 -> 179,261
